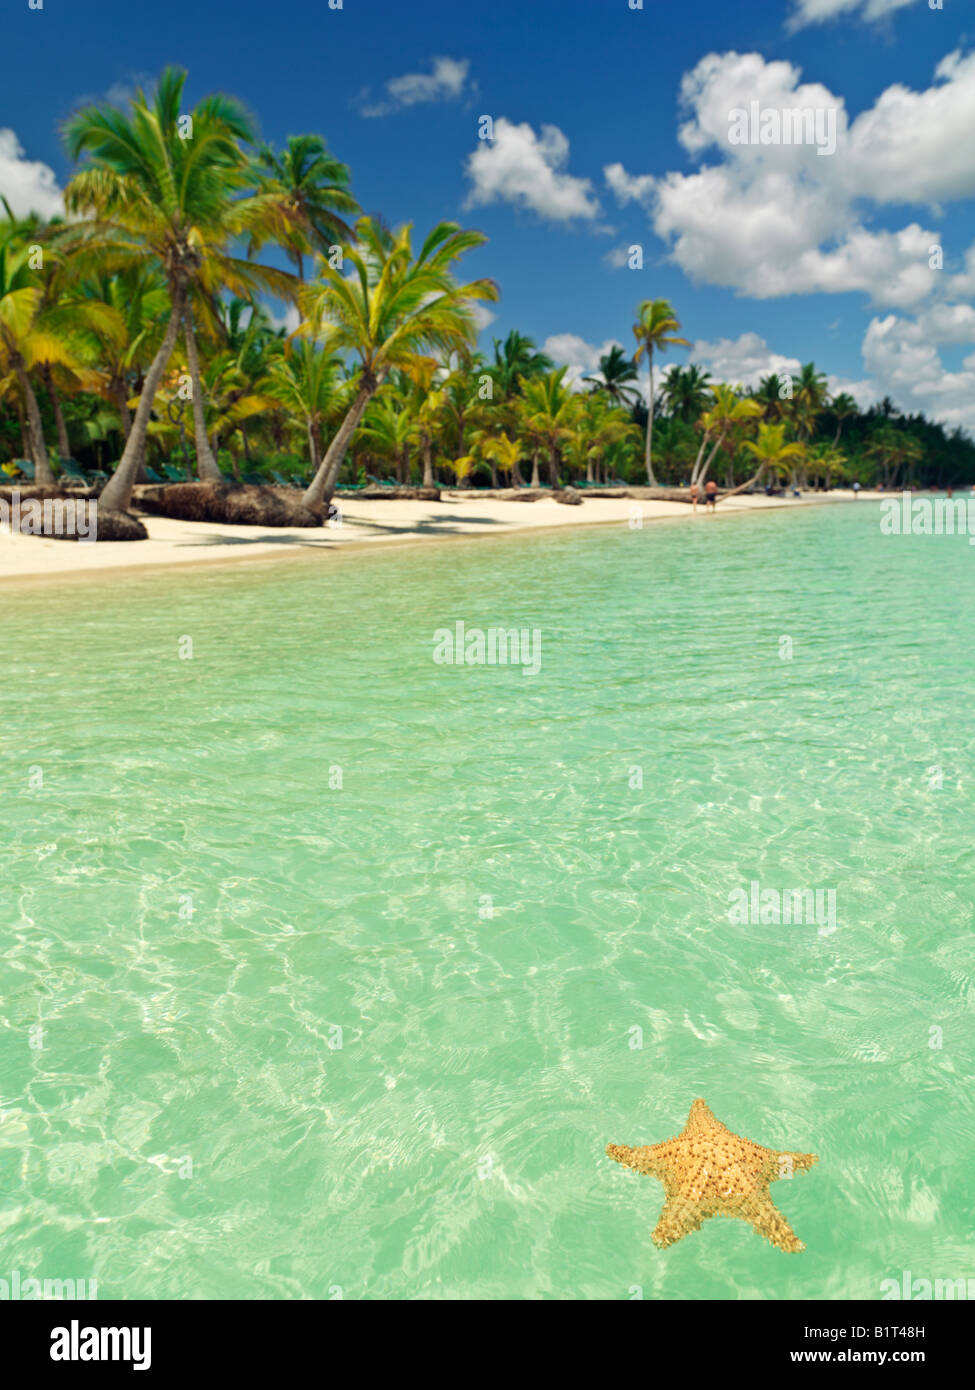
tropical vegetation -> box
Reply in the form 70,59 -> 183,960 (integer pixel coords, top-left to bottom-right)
3,67 -> 975,521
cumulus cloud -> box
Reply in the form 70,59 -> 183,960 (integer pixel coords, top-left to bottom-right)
0,129 -> 63,219
604,162 -> 655,208
605,50 -> 975,309
358,57 -> 471,118
471,302 -> 497,331
688,331 -> 800,388
464,119 -> 601,222
541,333 -> 628,391
787,0 -> 917,31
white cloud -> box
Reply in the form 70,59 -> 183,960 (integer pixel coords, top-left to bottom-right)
358,57 -> 471,118
603,245 -> 631,269
862,312 -> 975,432
268,303 -> 301,335
0,129 -> 63,219
471,302 -> 497,332
464,119 -> 601,222
541,333 -> 628,391
787,0 -> 917,31
689,332 -> 800,388
606,50 -> 975,309
604,162 -> 655,208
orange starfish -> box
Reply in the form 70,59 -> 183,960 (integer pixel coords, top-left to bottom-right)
607,1098 -> 818,1252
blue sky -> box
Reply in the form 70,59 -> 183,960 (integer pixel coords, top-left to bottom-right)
3,0 -> 974,427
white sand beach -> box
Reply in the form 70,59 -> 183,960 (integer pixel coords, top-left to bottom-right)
0,488 -> 865,584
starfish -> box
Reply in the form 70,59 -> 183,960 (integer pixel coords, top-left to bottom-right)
607,1098 -> 818,1252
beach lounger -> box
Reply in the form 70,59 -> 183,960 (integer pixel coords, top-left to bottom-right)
143,466 -> 166,484
270,470 -> 293,487
58,458 -> 89,482
162,464 -> 187,483
9,459 -> 35,480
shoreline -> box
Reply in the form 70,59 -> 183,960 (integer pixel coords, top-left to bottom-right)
0,488 -> 866,589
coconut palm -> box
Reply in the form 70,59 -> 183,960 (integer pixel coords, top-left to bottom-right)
359,387 -> 414,484
829,391 -> 858,447
755,372 -> 789,421
263,338 -> 341,476
250,134 -> 359,282
691,384 -> 762,488
809,441 -> 848,489
480,431 -> 523,487
632,299 -> 689,485
520,367 -> 577,488
297,216 -> 498,513
63,66 -> 295,510
583,344 -> 641,408
660,363 -> 713,422
0,214 -> 82,484
737,422 -> 806,494
490,330 -> 552,397
77,266 -> 169,441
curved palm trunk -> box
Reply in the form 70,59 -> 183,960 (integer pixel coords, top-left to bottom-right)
183,308 -> 224,484
645,350 -> 658,486
421,437 -> 434,488
14,398 -> 31,462
99,286 -> 186,512
42,365 -> 71,461
12,358 -> 54,485
695,431 -> 727,487
114,378 -> 133,439
302,378 -> 376,513
691,430 -> 713,488
548,445 -> 560,489
306,418 -> 322,475
529,449 -> 540,488
721,463 -> 766,500
511,457 -> 525,487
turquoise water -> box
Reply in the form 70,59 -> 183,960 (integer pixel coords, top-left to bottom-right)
1,501 -> 972,1299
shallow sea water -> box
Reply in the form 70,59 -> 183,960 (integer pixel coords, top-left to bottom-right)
1,499 -> 973,1299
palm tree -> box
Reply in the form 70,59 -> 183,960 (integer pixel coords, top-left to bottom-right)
632,299 -> 689,485
520,368 -> 577,488
63,66 -> 294,510
480,431 -> 523,487
809,441 -> 847,489
263,339 -> 340,477
755,372 -> 788,422
0,214 -> 80,484
77,266 -> 169,442
790,362 -> 829,441
297,216 -> 498,513
359,388 -> 414,484
736,422 -> 806,495
250,134 -> 359,282
691,384 -> 762,488
660,362 -> 713,422
490,330 -> 552,396
829,391 -> 858,447
583,344 -> 641,408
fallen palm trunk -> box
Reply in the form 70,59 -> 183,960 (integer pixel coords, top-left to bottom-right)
136,482 -> 321,528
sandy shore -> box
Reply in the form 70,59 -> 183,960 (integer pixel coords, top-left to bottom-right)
0,488 -> 863,584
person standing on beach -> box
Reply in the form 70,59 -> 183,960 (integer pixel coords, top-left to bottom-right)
705,479 -> 718,512
852,481 -> 861,498
689,482 -> 700,513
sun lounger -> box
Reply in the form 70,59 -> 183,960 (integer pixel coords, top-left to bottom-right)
162,464 -> 187,483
